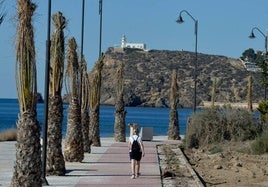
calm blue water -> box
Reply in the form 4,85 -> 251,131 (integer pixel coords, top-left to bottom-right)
0,98 -> 193,137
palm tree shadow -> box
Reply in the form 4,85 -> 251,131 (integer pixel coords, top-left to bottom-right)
66,168 -> 97,174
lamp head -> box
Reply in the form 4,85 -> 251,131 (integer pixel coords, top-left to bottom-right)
249,31 -> 255,39
176,15 -> 184,24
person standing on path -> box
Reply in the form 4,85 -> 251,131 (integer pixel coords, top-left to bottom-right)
128,128 -> 145,179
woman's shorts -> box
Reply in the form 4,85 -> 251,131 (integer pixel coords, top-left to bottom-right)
129,151 -> 142,161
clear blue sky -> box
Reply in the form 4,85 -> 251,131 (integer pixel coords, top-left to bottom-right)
0,0 -> 268,98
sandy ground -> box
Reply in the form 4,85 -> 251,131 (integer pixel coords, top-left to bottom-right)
184,141 -> 268,187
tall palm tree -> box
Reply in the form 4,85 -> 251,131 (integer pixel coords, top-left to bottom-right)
11,0 -> 42,186
114,61 -> 126,142
64,37 -> 84,162
47,12 -> 66,175
168,69 -> 180,140
81,55 -> 91,152
211,78 -> 217,107
247,74 -> 253,112
89,54 -> 104,147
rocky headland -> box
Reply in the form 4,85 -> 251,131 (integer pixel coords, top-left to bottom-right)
90,47 -> 262,108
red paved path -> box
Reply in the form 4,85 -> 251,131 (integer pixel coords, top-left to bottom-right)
75,141 -> 162,187
0,137 -> 182,186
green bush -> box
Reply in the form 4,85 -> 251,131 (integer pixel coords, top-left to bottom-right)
257,100 -> 268,131
185,107 -> 257,149
251,131 -> 268,154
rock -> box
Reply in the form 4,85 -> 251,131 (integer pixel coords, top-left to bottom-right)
235,162 -> 243,167
162,170 -> 176,178
214,165 -> 223,169
36,92 -> 44,103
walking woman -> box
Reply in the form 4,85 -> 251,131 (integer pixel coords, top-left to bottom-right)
128,128 -> 145,179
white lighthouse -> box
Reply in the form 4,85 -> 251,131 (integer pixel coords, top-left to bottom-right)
121,35 -> 127,48
120,35 -> 146,50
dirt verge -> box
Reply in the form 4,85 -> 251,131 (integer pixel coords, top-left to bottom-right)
184,141 -> 268,187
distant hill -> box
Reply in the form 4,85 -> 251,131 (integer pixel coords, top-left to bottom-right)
90,47 -> 263,108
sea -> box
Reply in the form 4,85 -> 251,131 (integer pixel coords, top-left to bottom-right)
0,98 -> 194,137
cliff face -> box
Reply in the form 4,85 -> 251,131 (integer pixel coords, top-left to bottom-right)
92,47 -> 263,108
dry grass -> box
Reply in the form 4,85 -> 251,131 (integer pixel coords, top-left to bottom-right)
0,128 -> 17,141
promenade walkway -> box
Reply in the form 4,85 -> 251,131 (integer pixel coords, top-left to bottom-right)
0,136 -> 201,187
0,137 -> 175,187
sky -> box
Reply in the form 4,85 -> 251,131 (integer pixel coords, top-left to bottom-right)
0,0 -> 268,98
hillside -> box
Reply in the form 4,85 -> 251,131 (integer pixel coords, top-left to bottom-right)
91,47 -> 263,108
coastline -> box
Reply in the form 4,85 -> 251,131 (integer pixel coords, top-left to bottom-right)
201,101 -> 259,110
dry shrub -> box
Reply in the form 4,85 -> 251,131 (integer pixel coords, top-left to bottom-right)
251,131 -> 268,154
0,128 -> 17,141
185,107 -> 257,149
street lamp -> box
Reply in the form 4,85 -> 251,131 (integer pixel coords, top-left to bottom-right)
176,10 -> 198,112
249,27 -> 268,100
81,0 -> 85,58
99,0 -> 103,57
41,0 -> 51,185
80,0 -> 85,105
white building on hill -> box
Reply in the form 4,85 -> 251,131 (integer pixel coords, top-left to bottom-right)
239,58 -> 262,72
121,35 -> 146,50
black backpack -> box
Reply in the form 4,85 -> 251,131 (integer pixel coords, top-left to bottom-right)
131,136 -> 141,153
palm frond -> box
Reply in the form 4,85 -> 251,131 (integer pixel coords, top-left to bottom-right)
50,12 -> 66,96
81,55 -> 90,110
15,0 -> 37,113
89,54 -> 104,111
65,37 -> 79,98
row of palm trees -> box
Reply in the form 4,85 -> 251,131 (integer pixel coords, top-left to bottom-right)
10,0 -> 181,186
11,0 -> 107,186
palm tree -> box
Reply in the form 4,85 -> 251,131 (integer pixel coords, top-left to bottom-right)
47,12 -> 66,175
11,0 -> 42,186
114,61 -> 126,142
64,37 -> 84,162
81,55 -> 91,152
247,74 -> 253,112
168,69 -> 180,140
211,78 -> 217,107
89,54 -> 104,147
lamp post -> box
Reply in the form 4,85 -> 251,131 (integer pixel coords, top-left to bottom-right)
176,10 -> 198,112
81,0 -> 85,58
41,0 -> 51,185
249,27 -> 268,100
80,0 -> 85,105
99,0 -> 103,57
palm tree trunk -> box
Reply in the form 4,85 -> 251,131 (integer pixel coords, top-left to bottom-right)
168,69 -> 180,140
168,109 -> 180,140
89,107 -> 101,146
47,95 -> 65,175
114,62 -> 126,142
114,100 -> 126,142
11,111 -> 42,187
211,78 -> 217,107
64,98 -> 84,162
81,108 -> 90,152
81,57 -> 90,152
247,74 -> 253,112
